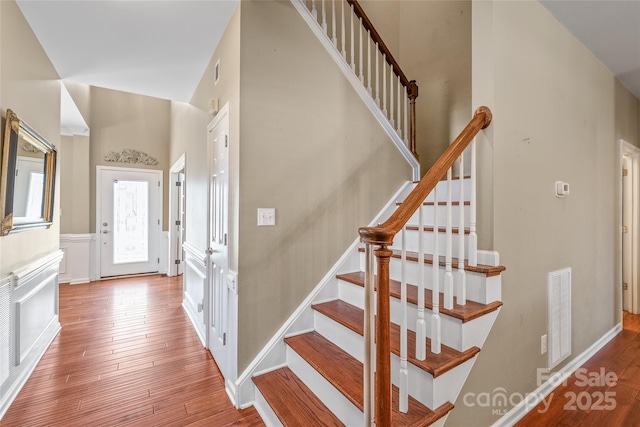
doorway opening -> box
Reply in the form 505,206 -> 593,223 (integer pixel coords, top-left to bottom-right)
169,154 -> 186,277
620,139 -> 639,315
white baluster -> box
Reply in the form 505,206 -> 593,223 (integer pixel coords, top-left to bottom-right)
444,169 -> 454,310
321,0 -> 327,32
359,18 -> 364,83
312,0 -> 317,20
469,140 -> 478,266
375,46 -> 380,106
389,64 -> 395,127
363,244 -> 375,425
350,5 -> 355,71
367,31 -> 372,94
404,90 -> 409,145
331,0 -> 337,46
457,155 -> 467,305
416,204 -> 426,361
432,184 -> 442,354
382,54 -> 387,116
400,228 -> 408,413
341,0 -> 346,59
397,75 -> 402,135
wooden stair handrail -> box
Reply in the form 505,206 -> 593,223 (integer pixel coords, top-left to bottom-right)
359,106 -> 492,246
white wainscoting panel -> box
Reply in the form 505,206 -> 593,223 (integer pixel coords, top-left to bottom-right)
59,234 -> 91,284
182,241 -> 206,345
0,250 -> 63,419
0,276 -> 12,388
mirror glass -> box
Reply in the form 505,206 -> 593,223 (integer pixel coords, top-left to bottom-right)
0,109 -> 57,235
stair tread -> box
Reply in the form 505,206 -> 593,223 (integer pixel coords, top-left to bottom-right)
285,331 -> 454,426
312,299 -> 480,377
253,367 -> 344,426
405,225 -> 471,235
397,201 -> 471,206
337,271 -> 502,322
357,248 -> 506,277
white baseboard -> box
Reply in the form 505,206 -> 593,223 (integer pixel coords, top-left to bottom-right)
493,322 -> 623,426
60,234 -> 91,284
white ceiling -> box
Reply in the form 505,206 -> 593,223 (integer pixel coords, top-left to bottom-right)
16,0 -> 238,103
13,0 -> 640,135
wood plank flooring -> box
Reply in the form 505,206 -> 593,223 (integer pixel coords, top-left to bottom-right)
516,311 -> 640,426
0,275 -> 263,427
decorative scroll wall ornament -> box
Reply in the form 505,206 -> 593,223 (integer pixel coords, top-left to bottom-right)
21,143 -> 39,153
104,149 -> 158,165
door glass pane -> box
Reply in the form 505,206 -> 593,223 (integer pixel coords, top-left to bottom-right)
113,180 -> 149,264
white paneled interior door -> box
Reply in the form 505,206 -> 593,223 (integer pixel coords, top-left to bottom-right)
207,105 -> 230,378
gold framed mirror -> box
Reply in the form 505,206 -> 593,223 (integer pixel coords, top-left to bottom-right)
0,109 -> 57,235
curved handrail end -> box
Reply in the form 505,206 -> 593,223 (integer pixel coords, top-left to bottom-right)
475,106 -> 492,129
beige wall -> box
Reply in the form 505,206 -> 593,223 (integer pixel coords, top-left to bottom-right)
0,0 -> 61,274
450,2 -> 640,426
63,81 -> 91,127
236,0 -> 411,372
89,86 -> 171,231
359,1 -> 472,175
59,135 -> 90,234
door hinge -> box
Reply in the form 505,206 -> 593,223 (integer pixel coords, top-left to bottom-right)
224,233 -> 228,246
623,168 -> 629,177
223,333 -> 226,346
174,259 -> 181,265
158,181 -> 161,187
158,219 -> 160,225
175,181 -> 182,186
624,282 -> 629,290
157,257 -> 160,263
225,135 -> 228,148
623,225 -> 629,234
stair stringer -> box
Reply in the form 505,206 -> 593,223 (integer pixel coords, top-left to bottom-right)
289,0 -> 420,181
234,181 -> 413,409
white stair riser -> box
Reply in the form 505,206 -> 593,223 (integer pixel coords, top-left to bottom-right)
405,204 -> 471,228
392,229 -> 469,260
286,345 -> 364,426
391,355 -> 477,409
337,280 -> 499,351
253,387 -> 285,427
314,309 -> 476,410
357,254 -> 502,304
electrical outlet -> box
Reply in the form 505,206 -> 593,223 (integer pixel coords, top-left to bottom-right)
541,334 -> 547,354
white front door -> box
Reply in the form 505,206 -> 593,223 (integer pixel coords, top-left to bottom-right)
207,106 -> 230,377
98,167 -> 162,278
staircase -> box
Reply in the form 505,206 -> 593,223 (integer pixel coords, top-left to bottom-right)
247,1 -> 504,425
251,173 -> 504,426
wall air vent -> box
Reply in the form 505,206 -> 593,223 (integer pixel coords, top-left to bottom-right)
548,268 -> 571,369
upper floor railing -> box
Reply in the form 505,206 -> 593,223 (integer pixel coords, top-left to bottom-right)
298,0 -> 419,159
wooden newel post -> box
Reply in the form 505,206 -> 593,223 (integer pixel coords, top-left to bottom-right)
374,245 -> 393,427
408,80 -> 419,159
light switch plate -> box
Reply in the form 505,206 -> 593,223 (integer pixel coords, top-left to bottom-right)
257,208 -> 276,226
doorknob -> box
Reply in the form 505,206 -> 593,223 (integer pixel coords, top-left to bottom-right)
102,222 -> 108,226
206,247 -> 215,255
102,230 -> 109,234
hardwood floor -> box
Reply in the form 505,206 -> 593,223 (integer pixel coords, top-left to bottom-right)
0,275 -> 263,427
517,311 -> 640,426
